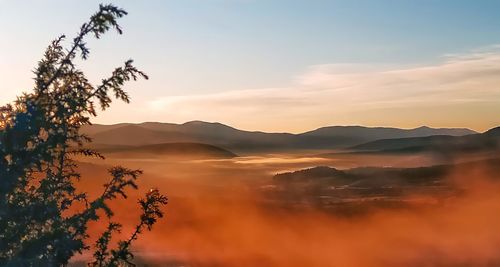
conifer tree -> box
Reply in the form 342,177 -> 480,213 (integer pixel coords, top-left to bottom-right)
0,4 -> 167,266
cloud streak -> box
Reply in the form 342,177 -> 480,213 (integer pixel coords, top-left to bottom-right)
147,50 -> 500,132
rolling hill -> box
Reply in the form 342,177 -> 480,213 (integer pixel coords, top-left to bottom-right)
95,142 -> 237,159
273,158 -> 500,191
347,126 -> 500,154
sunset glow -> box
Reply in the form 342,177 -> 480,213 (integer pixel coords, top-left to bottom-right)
1,1 -> 499,266
1,1 -> 499,132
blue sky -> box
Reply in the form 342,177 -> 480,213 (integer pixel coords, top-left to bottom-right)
1,1 -> 499,131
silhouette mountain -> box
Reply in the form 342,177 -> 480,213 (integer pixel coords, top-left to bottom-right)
87,125 -> 186,146
347,126 -> 500,154
83,121 -> 477,152
297,125 -> 475,148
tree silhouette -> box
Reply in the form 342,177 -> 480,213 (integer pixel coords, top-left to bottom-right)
0,4 -> 167,266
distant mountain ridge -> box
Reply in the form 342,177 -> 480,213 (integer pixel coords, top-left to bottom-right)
82,121 -> 479,153
301,125 -> 474,138
347,126 -> 500,154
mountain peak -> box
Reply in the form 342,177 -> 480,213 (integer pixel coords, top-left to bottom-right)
182,120 -> 228,127
415,126 -> 431,130
183,120 -> 211,125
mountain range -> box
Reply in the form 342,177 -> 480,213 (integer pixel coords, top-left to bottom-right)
83,121 -> 478,153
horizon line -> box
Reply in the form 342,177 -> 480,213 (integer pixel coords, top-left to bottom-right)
89,120 -> 492,134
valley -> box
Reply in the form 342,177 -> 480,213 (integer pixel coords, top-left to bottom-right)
71,122 -> 500,266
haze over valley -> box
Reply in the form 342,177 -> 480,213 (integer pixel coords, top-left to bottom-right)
73,120 -> 500,266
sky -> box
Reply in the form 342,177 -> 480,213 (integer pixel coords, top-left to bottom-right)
1,0 -> 499,133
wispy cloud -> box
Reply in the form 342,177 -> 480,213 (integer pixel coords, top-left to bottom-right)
147,49 -> 500,132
